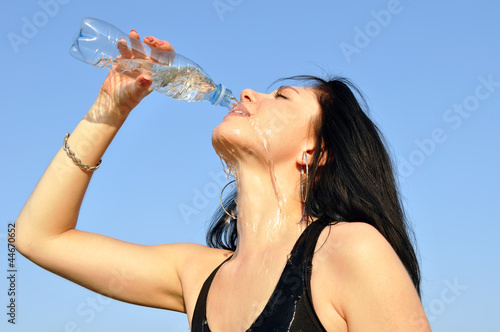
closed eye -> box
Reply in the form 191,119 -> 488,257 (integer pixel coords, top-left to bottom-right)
273,91 -> 288,99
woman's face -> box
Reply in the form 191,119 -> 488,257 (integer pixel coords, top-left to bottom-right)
212,86 -> 321,168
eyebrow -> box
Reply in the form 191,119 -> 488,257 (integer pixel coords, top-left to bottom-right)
278,86 -> 300,95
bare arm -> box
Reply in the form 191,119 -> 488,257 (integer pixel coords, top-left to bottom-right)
12,32 -> 206,312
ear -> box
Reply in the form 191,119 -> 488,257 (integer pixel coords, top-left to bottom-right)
296,144 -> 327,168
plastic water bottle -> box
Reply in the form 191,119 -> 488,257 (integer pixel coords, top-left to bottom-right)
69,17 -> 238,109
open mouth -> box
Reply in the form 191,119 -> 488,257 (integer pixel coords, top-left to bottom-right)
230,109 -> 250,116
229,103 -> 251,117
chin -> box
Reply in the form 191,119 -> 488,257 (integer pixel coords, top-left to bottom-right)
212,125 -> 239,163
212,124 -> 255,163
212,120 -> 280,165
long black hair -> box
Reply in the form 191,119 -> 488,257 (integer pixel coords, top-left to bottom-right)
207,76 -> 421,296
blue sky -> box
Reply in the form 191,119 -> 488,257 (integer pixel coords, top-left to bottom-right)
1,0 -> 499,331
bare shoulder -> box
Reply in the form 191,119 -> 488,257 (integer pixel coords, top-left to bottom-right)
153,242 -> 232,283
154,241 -> 231,261
315,222 -> 399,268
314,222 -> 430,331
317,221 -> 409,286
320,221 -> 395,261
156,242 -> 232,316
162,242 -> 232,271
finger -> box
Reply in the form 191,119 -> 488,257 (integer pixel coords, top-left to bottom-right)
154,39 -> 175,53
128,30 -> 148,59
150,41 -> 172,63
117,38 -> 133,58
144,35 -> 156,45
143,36 -> 159,62
129,29 -> 140,40
145,37 -> 175,64
144,37 -> 174,52
138,75 -> 152,88
135,74 -> 154,99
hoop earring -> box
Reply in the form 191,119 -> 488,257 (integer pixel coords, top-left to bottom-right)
220,180 -> 237,220
301,152 -> 309,203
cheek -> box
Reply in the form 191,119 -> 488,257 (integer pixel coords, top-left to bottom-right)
265,111 -> 301,136
260,120 -> 308,160
262,110 -> 311,147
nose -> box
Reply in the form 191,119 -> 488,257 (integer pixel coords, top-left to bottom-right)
240,89 -> 259,103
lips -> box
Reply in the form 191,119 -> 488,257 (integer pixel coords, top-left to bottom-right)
229,103 -> 251,117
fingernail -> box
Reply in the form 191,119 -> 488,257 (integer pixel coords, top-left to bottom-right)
139,77 -> 150,87
130,30 -> 137,34
146,36 -> 154,42
156,40 -> 165,46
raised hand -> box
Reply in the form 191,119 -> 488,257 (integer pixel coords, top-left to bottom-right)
86,30 -> 175,125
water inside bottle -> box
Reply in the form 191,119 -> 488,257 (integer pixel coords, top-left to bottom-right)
102,57 -> 237,105
111,58 -> 282,229
152,64 -> 216,101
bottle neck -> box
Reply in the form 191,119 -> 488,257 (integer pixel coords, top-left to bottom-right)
210,84 -> 237,110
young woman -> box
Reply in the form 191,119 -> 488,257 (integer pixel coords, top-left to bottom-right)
14,30 -> 431,331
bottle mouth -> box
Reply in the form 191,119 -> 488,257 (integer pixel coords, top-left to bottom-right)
210,84 -> 238,109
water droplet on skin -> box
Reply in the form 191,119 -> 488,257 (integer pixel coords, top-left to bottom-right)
217,101 -> 292,243
217,140 -> 239,179
246,116 -> 287,235
219,156 -> 233,179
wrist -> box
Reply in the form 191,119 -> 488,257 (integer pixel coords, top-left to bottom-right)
63,120 -> 120,171
84,91 -> 132,127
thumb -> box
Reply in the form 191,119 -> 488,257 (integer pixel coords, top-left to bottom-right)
135,75 -> 154,99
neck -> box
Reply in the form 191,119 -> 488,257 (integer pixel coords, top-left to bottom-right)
231,158 -> 307,260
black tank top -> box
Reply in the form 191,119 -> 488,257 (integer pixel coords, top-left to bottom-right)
191,219 -> 332,332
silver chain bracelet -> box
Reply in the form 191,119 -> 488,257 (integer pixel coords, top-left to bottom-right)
63,133 -> 102,172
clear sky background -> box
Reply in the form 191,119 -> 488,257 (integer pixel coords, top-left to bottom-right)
1,0 -> 499,331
